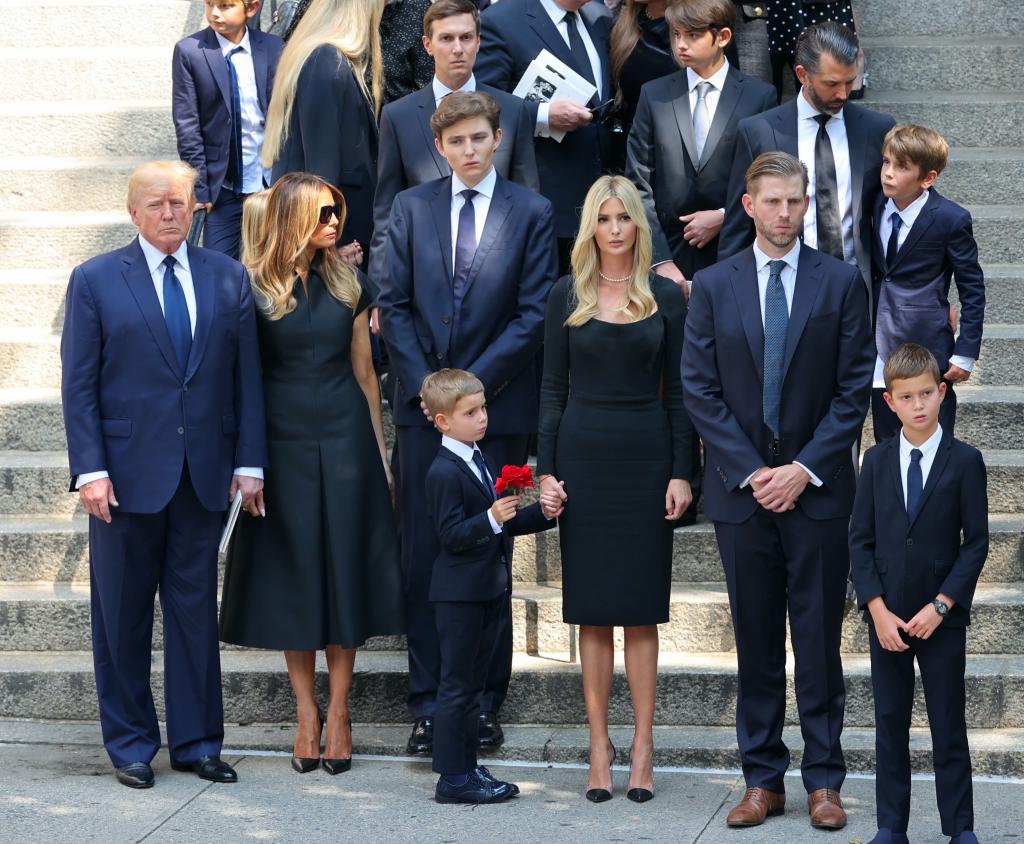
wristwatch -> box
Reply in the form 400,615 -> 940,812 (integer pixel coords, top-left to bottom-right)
932,599 -> 949,617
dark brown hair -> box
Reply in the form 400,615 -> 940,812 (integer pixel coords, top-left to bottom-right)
430,91 -> 500,139
883,343 -> 942,392
423,0 -> 480,38
882,124 -> 949,177
664,0 -> 735,35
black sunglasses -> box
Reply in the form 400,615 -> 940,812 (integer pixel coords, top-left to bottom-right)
318,203 -> 341,225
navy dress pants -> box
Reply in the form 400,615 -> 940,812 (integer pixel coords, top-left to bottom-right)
203,186 -> 247,260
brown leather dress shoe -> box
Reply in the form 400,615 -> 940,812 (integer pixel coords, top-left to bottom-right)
808,788 -> 847,829
726,787 -> 786,827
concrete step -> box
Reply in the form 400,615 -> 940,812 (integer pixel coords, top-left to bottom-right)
863,35 -> 1024,93
0,389 -> 65,451
0,157 -> 146,214
863,91 -> 1024,148
0,101 -> 174,159
942,149 -> 1024,206
0,212 -> 135,272
0,330 -> 60,390
955,385 -> 1024,449
856,0 -> 1023,37
3,650 -> 1023,730
1,0 -> 203,49
0,271 -> 67,331
0,48 -> 171,102
953,264 -> 1024,324
974,325 -> 1024,386
966,206 -> 1024,264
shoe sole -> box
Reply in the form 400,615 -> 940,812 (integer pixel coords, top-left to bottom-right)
810,819 -> 847,830
116,777 -> 154,789
434,793 -> 513,805
727,807 -> 785,827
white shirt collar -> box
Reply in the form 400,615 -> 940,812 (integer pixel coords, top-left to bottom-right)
687,59 -> 730,93
432,73 -> 476,102
797,87 -> 845,124
884,189 -> 930,228
452,165 -> 497,201
441,434 -> 482,464
539,0 -> 575,26
138,235 -> 190,275
752,238 -> 801,274
899,423 -> 943,461
214,28 -> 251,56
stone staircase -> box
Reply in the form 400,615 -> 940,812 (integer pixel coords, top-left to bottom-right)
1,0 -> 1023,775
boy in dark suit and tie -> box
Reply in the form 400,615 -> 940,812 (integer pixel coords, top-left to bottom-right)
172,0 -> 283,259
850,343 -> 988,844
870,125 -> 985,443
421,369 -> 558,804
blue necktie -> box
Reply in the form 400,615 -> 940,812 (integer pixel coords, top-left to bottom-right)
453,189 -> 478,328
225,46 -> 245,189
162,256 -> 192,370
471,449 -> 495,500
886,212 -> 902,269
762,259 -> 788,435
906,448 -> 923,519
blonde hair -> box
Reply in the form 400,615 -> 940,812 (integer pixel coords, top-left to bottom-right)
566,176 -> 656,327
261,0 -> 384,168
240,190 -> 270,268
745,151 -> 808,196
126,160 -> 197,209
249,173 -> 361,320
420,369 -> 485,417
883,124 -> 949,177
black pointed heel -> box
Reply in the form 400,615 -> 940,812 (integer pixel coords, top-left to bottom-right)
626,743 -> 654,803
323,717 -> 352,775
585,740 -> 616,803
291,707 -> 323,774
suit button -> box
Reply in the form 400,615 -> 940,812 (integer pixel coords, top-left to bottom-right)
177,426 -> 185,434
442,316 -> 450,324
906,538 -> 913,546
500,556 -> 507,563
436,352 -> 444,360
183,385 -> 188,392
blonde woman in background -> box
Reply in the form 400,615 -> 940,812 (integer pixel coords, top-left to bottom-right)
536,176 -> 695,804
239,189 -> 269,267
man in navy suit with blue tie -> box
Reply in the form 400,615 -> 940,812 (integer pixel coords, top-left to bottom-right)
61,161 -> 268,789
377,92 -> 557,757
682,152 -> 873,829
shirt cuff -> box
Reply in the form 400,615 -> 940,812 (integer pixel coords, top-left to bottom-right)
75,470 -> 109,489
948,355 -> 975,372
233,467 -> 264,480
535,103 -> 551,138
740,469 -> 758,489
794,461 -> 823,487
487,510 -> 503,534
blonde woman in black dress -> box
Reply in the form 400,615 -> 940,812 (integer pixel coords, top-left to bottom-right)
537,175 -> 694,803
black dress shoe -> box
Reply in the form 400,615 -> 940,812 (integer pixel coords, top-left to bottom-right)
627,787 -> 654,803
291,708 -> 323,773
435,770 -> 516,804
171,755 -> 238,783
406,717 -> 433,755
585,740 -> 616,803
477,711 -> 504,749
476,765 -> 519,797
115,762 -> 154,789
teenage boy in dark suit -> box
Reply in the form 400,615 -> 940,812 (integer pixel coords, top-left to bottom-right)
850,343 -> 988,844
421,369 -> 558,804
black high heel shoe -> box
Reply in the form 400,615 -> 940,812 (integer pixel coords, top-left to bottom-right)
291,708 -> 323,774
585,740 -> 616,803
626,744 -> 654,803
323,717 -> 352,775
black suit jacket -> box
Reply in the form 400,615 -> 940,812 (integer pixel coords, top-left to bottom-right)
871,189 -> 985,371
850,431 -> 988,627
682,244 -> 873,524
369,82 -> 539,289
269,44 -> 379,246
626,66 -> 776,275
718,97 -> 896,294
476,0 -> 613,238
425,445 -> 553,602
172,27 -> 284,204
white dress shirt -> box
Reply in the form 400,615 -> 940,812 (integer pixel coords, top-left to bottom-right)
686,60 -> 729,129
450,166 -> 496,273
796,90 -> 855,266
872,189 -> 973,386
441,435 -> 503,533
215,29 -> 270,193
898,424 -> 943,506
433,73 -> 476,106
534,0 -> 603,137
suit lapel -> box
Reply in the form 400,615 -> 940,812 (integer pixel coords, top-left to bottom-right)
417,87 -> 450,178
580,3 -> 612,101
251,33 -> 270,111
431,178 -> 456,287
845,105 -> 867,239
526,0 -> 577,71
871,192 -> 887,270
670,72 -> 700,169
782,246 -> 827,379
201,28 -> 232,113
698,69 -> 741,170
121,239 -> 183,378
462,177 -> 513,300
774,99 -> 800,157
184,244 -> 216,382
909,432 -> 952,529
728,249 -> 765,379
886,436 -> 909,521
445,448 -> 494,503
889,191 -> 941,272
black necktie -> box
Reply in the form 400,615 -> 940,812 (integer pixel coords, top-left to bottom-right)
226,46 -> 245,188
563,12 -> 596,89
161,256 -> 192,370
906,448 -> 923,519
813,113 -> 844,259
886,212 -> 902,269
472,450 -> 495,500
453,189 -> 478,328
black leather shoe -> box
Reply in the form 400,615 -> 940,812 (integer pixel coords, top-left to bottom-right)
476,765 -> 519,796
477,711 -> 505,749
406,717 -> 433,755
171,755 -> 238,783
585,740 -> 616,803
115,762 -> 154,789
435,770 -> 516,804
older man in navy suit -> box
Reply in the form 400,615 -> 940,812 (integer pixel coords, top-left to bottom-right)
61,161 -> 268,789
683,152 -> 872,829
377,92 -> 556,757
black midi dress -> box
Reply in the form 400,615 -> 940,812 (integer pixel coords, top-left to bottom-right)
219,267 -> 403,650
536,274 -> 694,626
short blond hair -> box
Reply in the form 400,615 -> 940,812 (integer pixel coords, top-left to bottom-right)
126,160 -> 197,210
883,342 -> 942,392
420,369 -> 485,417
746,151 -> 808,197
882,124 -> 949,177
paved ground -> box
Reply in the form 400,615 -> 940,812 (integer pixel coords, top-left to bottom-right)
2,722 -> 1021,843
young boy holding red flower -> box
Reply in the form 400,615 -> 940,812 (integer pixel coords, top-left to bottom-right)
421,369 -> 559,804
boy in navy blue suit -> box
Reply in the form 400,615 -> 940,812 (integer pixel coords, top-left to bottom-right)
421,369 -> 558,804
870,125 -> 985,442
172,1 -> 283,259
850,343 -> 988,844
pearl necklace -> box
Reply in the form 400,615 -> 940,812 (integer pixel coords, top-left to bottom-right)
598,270 -> 631,284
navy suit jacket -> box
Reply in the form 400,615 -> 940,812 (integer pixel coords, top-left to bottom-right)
626,66 -> 776,275
60,239 -> 268,514
171,26 -> 284,205
377,173 -> 557,434
425,445 -> 553,602
871,189 -> 985,371
682,244 -> 873,524
476,0 -> 613,239
849,431 -> 988,627
369,82 -> 539,289
718,97 -> 896,295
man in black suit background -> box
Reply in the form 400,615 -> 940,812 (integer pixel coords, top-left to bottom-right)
476,0 -> 613,273
683,152 -> 873,830
719,22 -> 895,299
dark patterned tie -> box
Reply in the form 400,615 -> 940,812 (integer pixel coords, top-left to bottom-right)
762,259 -> 788,435
563,12 -> 597,92
162,256 -> 192,369
906,448 -> 923,519
472,450 -> 495,500
813,113 -> 843,259
226,46 -> 245,188
886,212 -> 902,269
453,189 -> 478,328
